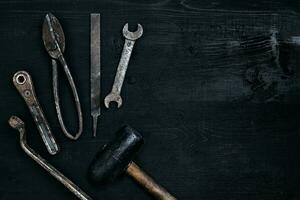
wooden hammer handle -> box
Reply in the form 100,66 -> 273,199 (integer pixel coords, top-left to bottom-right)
126,162 -> 177,200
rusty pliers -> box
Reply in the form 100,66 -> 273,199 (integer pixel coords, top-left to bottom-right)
42,13 -> 83,140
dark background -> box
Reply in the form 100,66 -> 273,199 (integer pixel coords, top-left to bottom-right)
1,0 -> 300,199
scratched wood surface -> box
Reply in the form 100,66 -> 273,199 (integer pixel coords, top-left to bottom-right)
1,0 -> 300,199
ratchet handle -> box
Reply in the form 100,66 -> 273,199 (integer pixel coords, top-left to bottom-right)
13,71 -> 59,155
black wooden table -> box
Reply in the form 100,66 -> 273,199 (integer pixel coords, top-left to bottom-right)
1,1 -> 300,199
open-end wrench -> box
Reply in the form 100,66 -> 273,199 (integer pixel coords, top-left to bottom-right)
8,116 -> 93,200
104,23 -> 143,108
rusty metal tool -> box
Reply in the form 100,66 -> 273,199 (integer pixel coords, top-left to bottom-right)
88,126 -> 176,200
104,23 -> 143,108
8,116 -> 93,200
13,71 -> 59,155
90,13 -> 101,137
42,13 -> 83,140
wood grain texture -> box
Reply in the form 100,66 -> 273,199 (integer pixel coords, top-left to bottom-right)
0,0 -> 300,200
127,162 -> 177,200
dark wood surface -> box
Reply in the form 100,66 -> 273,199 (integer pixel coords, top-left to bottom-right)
1,1 -> 300,199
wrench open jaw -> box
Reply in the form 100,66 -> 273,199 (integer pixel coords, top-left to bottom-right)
104,23 -> 143,109
123,23 -> 143,41
104,92 -> 122,108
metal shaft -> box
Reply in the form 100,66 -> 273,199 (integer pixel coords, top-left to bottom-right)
90,13 -> 101,137
52,58 -> 83,140
8,116 -> 93,200
111,39 -> 135,95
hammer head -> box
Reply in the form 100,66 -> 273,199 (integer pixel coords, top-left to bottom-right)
88,126 -> 144,184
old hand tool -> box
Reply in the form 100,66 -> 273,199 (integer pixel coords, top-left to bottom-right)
42,13 -> 83,140
104,23 -> 143,108
13,71 -> 59,155
88,126 -> 176,200
8,116 -> 93,200
90,13 -> 101,137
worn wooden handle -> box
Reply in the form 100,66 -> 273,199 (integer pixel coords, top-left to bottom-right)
126,162 -> 177,200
